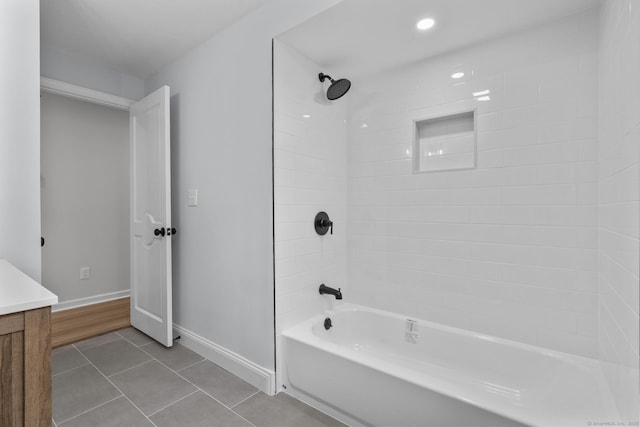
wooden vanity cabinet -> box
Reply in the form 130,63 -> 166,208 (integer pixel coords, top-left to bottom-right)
0,307 -> 52,427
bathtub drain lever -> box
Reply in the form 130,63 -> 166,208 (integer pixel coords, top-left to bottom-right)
324,317 -> 333,330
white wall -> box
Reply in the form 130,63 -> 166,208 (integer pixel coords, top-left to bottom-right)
273,40 -> 348,384
41,46 -> 145,100
0,0 -> 41,280
598,0 -> 640,419
40,93 -> 129,303
144,0 -> 342,370
347,10 -> 600,357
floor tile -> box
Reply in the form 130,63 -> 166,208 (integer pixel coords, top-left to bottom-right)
180,360 -> 257,407
110,360 -> 197,415
117,327 -> 154,346
139,341 -> 204,371
150,391 -> 253,427
80,339 -> 152,376
234,393 -> 346,427
53,345 -> 88,375
52,364 -> 121,424
74,332 -> 121,351
59,396 -> 152,427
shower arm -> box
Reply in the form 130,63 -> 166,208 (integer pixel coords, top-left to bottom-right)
318,73 -> 334,83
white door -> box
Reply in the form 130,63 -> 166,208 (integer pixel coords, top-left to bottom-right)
130,85 -> 173,347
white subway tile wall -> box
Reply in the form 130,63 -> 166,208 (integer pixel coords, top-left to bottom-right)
275,5 -> 639,416
598,0 -> 640,420
273,40 -> 348,382
347,10 -> 601,357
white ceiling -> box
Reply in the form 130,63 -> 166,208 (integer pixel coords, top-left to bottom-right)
278,0 -> 601,78
40,0 -> 268,78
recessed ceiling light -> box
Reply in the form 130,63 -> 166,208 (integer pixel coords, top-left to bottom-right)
451,72 -> 465,79
473,89 -> 490,97
302,114 -> 311,118
416,18 -> 435,31
476,96 -> 491,101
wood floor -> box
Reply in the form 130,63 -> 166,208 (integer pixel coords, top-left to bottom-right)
51,298 -> 130,349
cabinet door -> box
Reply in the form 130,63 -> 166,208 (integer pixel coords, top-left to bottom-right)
0,330 -> 25,427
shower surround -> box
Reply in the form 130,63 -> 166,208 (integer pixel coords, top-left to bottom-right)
273,39 -> 348,369
274,2 -> 639,422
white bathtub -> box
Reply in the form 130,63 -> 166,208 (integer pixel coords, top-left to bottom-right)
282,304 -> 617,427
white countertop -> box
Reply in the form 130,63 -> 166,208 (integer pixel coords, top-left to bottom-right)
0,259 -> 58,315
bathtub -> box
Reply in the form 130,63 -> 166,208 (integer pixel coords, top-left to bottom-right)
282,304 -> 617,427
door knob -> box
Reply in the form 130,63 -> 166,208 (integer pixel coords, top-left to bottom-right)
154,228 -> 165,237
167,227 -> 177,236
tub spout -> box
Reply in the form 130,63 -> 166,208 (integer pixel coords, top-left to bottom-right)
319,284 -> 342,300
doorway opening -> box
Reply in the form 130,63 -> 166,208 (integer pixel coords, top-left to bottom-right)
41,80 -> 174,348
41,87 -> 131,346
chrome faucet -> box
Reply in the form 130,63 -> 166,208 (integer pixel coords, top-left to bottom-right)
319,284 -> 342,300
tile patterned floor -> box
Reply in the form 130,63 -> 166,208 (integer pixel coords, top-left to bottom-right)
52,328 -> 346,427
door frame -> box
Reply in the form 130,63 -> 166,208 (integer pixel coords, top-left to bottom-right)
40,77 -> 134,111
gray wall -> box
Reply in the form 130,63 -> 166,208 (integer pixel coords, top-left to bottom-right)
144,0 -> 342,369
41,47 -> 145,101
40,93 -> 129,303
0,0 -> 41,280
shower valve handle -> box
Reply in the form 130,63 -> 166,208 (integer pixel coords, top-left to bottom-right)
314,212 -> 333,235
320,219 -> 333,234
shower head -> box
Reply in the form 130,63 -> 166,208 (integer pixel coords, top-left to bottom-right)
319,72 -> 351,100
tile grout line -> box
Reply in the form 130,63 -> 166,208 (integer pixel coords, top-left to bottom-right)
230,390 -> 260,409
71,334 -> 121,353
55,395 -> 123,426
61,332 -> 260,427
135,341 -> 204,374
135,344 -> 258,427
114,330 -> 153,347
194,387 -> 258,427
65,332 -> 175,427
121,341 -> 203,424
106,358 -> 155,378
52,362 -> 91,378
75,348 -> 159,427
146,389 -> 200,418
175,358 -> 207,372
75,332 -> 154,378
117,332 -> 154,349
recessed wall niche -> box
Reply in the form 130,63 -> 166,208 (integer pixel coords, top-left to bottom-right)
413,110 -> 476,173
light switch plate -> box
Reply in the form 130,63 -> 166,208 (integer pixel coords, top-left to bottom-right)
188,189 -> 198,207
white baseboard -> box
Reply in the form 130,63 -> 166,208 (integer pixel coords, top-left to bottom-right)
53,290 -> 130,312
173,324 -> 276,395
